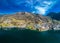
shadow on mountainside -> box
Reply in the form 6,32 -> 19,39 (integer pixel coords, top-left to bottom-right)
47,12 -> 60,20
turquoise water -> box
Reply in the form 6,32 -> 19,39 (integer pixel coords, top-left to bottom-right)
0,29 -> 60,43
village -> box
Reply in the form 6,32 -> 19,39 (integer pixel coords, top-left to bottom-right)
0,12 -> 60,31
0,17 -> 60,31
0,17 -> 52,31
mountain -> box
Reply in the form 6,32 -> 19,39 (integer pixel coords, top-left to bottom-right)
0,12 -> 60,31
47,12 -> 60,20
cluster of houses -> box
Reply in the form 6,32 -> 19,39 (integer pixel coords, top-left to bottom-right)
0,18 -> 60,31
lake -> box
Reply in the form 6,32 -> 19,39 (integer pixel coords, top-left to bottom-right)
0,29 -> 60,43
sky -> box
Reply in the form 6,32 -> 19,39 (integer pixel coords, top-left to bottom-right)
0,0 -> 60,15
50,0 -> 60,12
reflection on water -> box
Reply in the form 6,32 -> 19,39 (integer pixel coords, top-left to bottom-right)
0,29 -> 60,43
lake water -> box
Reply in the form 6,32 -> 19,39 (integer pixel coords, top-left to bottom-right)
0,29 -> 60,43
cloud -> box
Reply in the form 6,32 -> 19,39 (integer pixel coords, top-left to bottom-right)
0,0 -> 58,14
33,0 -> 57,15
43,1 -> 52,5
35,6 -> 46,15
